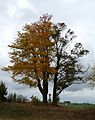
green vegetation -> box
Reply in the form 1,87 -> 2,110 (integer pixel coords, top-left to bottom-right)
30,95 -> 41,104
7,93 -> 28,103
0,81 -> 7,102
59,102 -> 95,108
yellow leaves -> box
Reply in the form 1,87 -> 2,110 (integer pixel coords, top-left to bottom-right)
3,14 -> 57,86
37,63 -> 48,72
32,57 -> 49,62
48,67 -> 57,74
16,77 -> 37,87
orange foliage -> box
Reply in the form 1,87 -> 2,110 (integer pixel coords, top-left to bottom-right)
3,14 -> 56,86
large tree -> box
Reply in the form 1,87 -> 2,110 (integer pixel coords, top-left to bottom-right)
51,23 -> 89,104
3,14 -> 56,103
3,14 -> 88,104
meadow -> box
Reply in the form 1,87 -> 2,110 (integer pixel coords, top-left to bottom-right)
0,102 -> 95,120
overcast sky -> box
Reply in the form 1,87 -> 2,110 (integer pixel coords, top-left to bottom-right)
0,0 -> 95,103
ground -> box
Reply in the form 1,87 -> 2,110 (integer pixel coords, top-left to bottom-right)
0,102 -> 95,120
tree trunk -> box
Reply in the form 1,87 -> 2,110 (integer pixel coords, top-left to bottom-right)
37,76 -> 48,103
42,91 -> 47,103
42,80 -> 48,103
53,54 -> 60,105
53,74 -> 57,105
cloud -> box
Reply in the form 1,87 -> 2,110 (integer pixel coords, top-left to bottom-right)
60,88 -> 95,103
65,83 -> 91,92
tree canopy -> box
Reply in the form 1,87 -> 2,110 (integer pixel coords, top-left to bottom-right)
3,14 -> 89,104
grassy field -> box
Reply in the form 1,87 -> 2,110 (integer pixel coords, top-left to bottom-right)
59,102 -> 95,108
0,102 -> 95,120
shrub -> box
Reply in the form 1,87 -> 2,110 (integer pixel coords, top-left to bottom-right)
7,93 -> 27,102
16,94 -> 27,103
7,93 -> 17,102
31,95 -> 41,104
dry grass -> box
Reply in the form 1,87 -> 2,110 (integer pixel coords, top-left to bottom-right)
0,102 -> 95,120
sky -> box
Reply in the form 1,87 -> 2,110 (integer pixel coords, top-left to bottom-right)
0,0 -> 95,103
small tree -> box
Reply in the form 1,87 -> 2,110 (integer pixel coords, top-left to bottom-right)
16,94 -> 27,102
7,93 -> 27,102
87,66 -> 95,86
7,93 -> 17,102
31,95 -> 40,103
0,81 -> 7,102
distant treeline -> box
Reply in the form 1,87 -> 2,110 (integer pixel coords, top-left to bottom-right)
0,81 -> 41,103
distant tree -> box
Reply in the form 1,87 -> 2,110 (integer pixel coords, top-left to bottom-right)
16,94 -> 27,102
13,93 -> 17,102
7,93 -> 27,102
7,93 -> 17,102
0,81 -> 7,102
7,93 -> 13,102
87,66 -> 95,86
31,95 -> 40,103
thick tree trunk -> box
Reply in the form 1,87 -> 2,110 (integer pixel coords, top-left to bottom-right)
42,80 -> 48,103
37,77 -> 48,103
42,91 -> 47,103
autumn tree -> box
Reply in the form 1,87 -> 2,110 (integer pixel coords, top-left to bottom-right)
3,14 -> 55,103
0,81 -> 7,102
3,14 -> 88,104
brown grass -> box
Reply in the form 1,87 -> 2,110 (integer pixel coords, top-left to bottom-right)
0,102 -> 95,120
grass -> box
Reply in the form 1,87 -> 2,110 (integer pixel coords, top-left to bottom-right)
0,102 -> 95,120
59,102 -> 95,108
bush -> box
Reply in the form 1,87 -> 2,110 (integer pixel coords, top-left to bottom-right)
7,93 -> 27,103
56,96 -> 60,103
7,93 -> 17,102
31,95 -> 41,104
16,94 -> 27,103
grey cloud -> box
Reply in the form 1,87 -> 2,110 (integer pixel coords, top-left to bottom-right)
12,8 -> 37,24
0,0 -> 37,25
0,72 -> 40,99
65,82 -> 91,92
7,82 -> 41,99
60,88 -> 95,103
0,0 -> 17,22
